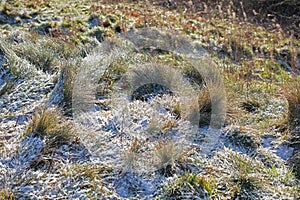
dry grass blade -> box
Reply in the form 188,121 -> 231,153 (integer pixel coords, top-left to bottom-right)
283,78 -> 300,125
25,108 -> 61,137
154,140 -> 183,176
25,107 -> 74,149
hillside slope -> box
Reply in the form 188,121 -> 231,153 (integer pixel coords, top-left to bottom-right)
0,0 -> 299,199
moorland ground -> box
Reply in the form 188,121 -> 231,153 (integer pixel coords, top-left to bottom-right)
0,0 -> 299,199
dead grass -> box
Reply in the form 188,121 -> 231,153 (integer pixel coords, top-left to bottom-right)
25,107 -> 74,149
0,79 -> 16,96
126,62 -> 201,126
154,139 -> 183,176
5,31 -> 83,114
10,35 -> 56,73
60,163 -> 113,194
61,59 -> 81,114
122,138 -> 140,174
23,107 -> 75,171
283,77 -> 300,125
25,108 -> 60,136
0,0 -> 299,198
198,86 -> 211,126
0,188 -> 14,200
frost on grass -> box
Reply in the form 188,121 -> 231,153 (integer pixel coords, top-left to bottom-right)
70,29 -> 230,198
0,1 -> 299,198
200,148 -> 298,199
73,28 -> 226,156
0,32 -> 59,174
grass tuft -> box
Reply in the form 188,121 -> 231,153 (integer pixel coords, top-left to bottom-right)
0,188 -> 14,200
164,173 -> 215,198
61,59 -> 81,114
283,78 -> 300,125
122,138 -> 140,174
154,140 -> 183,176
25,107 -> 74,149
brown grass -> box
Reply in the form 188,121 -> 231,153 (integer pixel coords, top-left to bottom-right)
283,78 -> 300,126
25,107 -> 75,149
154,140 -> 181,175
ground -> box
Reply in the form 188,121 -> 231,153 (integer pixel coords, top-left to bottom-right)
0,0 -> 299,199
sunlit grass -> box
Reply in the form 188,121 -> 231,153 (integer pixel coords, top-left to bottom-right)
0,0 -> 299,199
25,107 -> 75,149
284,77 -> 300,125
164,173 -> 216,198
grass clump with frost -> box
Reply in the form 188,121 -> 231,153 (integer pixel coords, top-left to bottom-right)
0,0 -> 299,199
61,58 -> 82,114
201,149 -> 298,199
164,172 -> 215,199
59,163 -> 113,196
284,77 -> 300,125
154,140 -> 183,176
25,107 -> 75,150
0,188 -> 14,200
